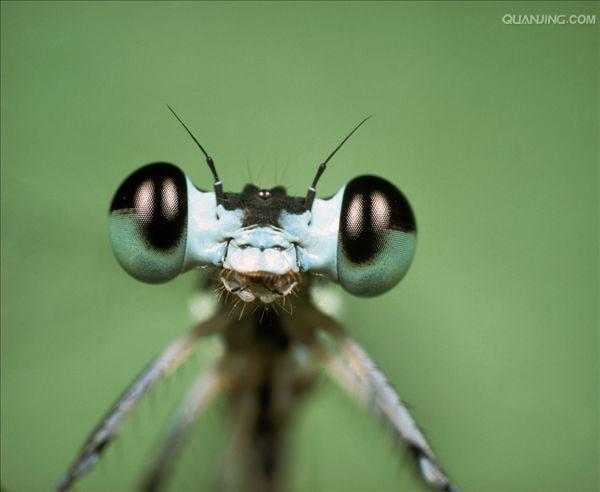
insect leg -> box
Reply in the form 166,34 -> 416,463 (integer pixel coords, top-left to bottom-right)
57,314 -> 227,491
139,364 -> 226,492
308,309 -> 457,492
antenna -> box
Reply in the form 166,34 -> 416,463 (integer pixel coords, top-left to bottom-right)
304,116 -> 372,209
166,105 -> 223,201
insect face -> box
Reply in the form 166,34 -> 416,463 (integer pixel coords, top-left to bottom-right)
109,162 -> 416,302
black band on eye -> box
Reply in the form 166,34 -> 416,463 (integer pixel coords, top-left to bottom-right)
110,162 -> 187,251
340,175 -> 416,264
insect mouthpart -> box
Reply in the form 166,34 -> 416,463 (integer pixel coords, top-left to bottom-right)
219,269 -> 299,303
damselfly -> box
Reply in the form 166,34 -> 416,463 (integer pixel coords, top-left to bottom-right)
58,107 -> 457,492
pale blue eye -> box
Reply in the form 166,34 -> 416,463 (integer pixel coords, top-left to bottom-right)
108,162 -> 188,284
337,175 -> 417,297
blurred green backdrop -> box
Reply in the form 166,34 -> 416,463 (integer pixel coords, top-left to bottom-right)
1,2 -> 598,491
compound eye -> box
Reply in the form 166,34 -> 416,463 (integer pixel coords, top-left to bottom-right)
109,162 -> 188,283
337,175 -> 416,296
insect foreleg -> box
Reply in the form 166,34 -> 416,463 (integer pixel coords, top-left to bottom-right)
310,310 -> 457,492
57,313 -> 228,491
140,364 -> 226,492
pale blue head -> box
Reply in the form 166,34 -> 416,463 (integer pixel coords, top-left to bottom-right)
109,110 -> 417,303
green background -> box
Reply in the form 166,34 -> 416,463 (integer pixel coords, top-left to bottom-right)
1,2 -> 598,491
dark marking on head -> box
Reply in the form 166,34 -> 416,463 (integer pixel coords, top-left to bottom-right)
220,184 -> 306,227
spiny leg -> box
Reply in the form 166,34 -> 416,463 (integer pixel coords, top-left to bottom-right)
57,314 -> 227,491
140,365 -> 225,492
306,307 -> 457,492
